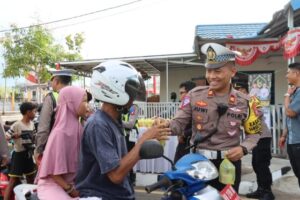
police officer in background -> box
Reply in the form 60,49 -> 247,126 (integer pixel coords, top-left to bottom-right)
174,80 -> 196,163
122,103 -> 139,186
234,82 -> 274,200
157,43 -> 262,192
34,69 -> 74,164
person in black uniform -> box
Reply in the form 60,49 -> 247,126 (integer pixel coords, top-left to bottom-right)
234,82 -> 274,200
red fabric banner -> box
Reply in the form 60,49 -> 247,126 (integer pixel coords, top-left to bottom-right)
226,41 -> 281,66
281,27 -> 300,59
26,71 -> 38,83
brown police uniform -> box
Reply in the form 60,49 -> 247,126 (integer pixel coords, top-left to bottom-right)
170,86 -> 261,192
169,42 -> 262,192
34,69 -> 74,155
171,86 -> 260,152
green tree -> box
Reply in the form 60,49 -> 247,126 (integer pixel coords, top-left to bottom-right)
1,24 -> 84,83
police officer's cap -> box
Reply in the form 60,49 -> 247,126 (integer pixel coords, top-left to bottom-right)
201,43 -> 240,69
234,82 -> 248,90
49,69 -> 75,81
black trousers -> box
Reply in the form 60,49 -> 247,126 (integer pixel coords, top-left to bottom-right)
125,134 -> 136,185
252,137 -> 273,190
174,140 -> 190,163
208,158 -> 241,193
287,143 -> 300,187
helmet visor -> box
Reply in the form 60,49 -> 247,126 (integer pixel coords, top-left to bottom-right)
125,75 -> 146,102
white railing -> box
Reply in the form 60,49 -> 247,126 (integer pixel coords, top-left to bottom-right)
136,102 -> 286,157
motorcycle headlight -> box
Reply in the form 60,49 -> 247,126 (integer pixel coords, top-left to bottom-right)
186,160 -> 218,181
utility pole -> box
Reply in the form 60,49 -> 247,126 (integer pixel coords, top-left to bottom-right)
2,63 -> 7,115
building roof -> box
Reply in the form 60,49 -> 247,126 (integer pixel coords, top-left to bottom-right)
258,0 -> 300,38
195,23 -> 267,39
59,52 -> 202,78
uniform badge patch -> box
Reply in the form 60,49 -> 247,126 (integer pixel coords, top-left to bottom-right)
230,121 -> 237,126
196,124 -> 202,130
208,90 -> 214,97
229,94 -> 236,104
228,130 -> 237,136
197,115 -> 203,120
229,107 -> 241,112
180,96 -> 190,109
196,101 -> 208,107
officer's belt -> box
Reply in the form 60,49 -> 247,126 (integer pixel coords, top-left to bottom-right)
196,149 -> 227,159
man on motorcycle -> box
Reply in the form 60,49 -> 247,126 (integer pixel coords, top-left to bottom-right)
156,43 -> 262,193
75,60 -> 171,200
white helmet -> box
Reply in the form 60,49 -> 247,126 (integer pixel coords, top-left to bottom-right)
91,60 -> 146,106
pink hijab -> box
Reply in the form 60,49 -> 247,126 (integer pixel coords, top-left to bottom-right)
38,86 -> 86,179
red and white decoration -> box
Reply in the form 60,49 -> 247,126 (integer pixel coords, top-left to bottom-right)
26,71 -> 38,84
226,41 -> 281,66
281,27 -> 300,59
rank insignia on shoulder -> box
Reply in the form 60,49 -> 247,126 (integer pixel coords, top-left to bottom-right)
180,96 -> 190,109
229,94 -> 236,104
208,90 -> 214,97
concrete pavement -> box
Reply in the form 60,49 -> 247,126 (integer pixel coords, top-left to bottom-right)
135,154 -> 300,200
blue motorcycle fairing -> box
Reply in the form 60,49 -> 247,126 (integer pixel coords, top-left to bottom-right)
175,153 -> 209,171
159,153 -> 212,198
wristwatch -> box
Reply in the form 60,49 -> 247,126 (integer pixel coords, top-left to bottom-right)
284,93 -> 291,97
240,146 -> 248,155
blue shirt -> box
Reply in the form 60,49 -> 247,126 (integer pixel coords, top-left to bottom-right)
286,88 -> 300,144
76,110 -> 134,200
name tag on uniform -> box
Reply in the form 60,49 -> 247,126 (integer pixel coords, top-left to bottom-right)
129,129 -> 138,142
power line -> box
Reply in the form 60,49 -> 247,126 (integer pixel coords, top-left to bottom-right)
49,0 -> 163,31
0,0 -> 142,33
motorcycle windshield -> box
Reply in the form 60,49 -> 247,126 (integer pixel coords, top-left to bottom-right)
175,153 -> 208,170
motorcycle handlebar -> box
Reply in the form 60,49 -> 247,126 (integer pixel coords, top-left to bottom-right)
145,176 -> 172,193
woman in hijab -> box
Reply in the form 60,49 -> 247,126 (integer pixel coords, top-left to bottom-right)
37,86 -> 89,200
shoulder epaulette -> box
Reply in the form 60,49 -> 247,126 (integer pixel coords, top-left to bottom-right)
236,91 -> 250,101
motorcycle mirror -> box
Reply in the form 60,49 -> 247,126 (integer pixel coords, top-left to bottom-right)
139,140 -> 164,159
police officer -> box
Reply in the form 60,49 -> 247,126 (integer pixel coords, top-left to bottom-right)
34,69 -> 74,164
234,82 -> 274,200
158,43 -> 262,192
122,103 -> 139,185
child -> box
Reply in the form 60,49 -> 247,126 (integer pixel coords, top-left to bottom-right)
4,102 -> 37,200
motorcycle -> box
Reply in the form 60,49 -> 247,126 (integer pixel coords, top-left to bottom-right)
143,134 -> 224,200
12,140 -> 166,200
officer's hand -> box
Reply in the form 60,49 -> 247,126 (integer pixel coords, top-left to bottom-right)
279,136 -> 286,149
152,117 -> 170,128
141,126 -> 171,142
226,146 -> 244,162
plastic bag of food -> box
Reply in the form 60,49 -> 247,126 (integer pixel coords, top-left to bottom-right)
219,158 -> 235,185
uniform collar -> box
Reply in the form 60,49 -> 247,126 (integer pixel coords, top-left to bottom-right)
207,86 -> 238,105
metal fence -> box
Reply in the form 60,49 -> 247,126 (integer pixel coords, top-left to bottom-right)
136,102 -> 286,157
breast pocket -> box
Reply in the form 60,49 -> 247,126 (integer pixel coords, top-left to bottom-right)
224,120 -> 241,137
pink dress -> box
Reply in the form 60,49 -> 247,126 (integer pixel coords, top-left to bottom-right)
36,86 -> 85,200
